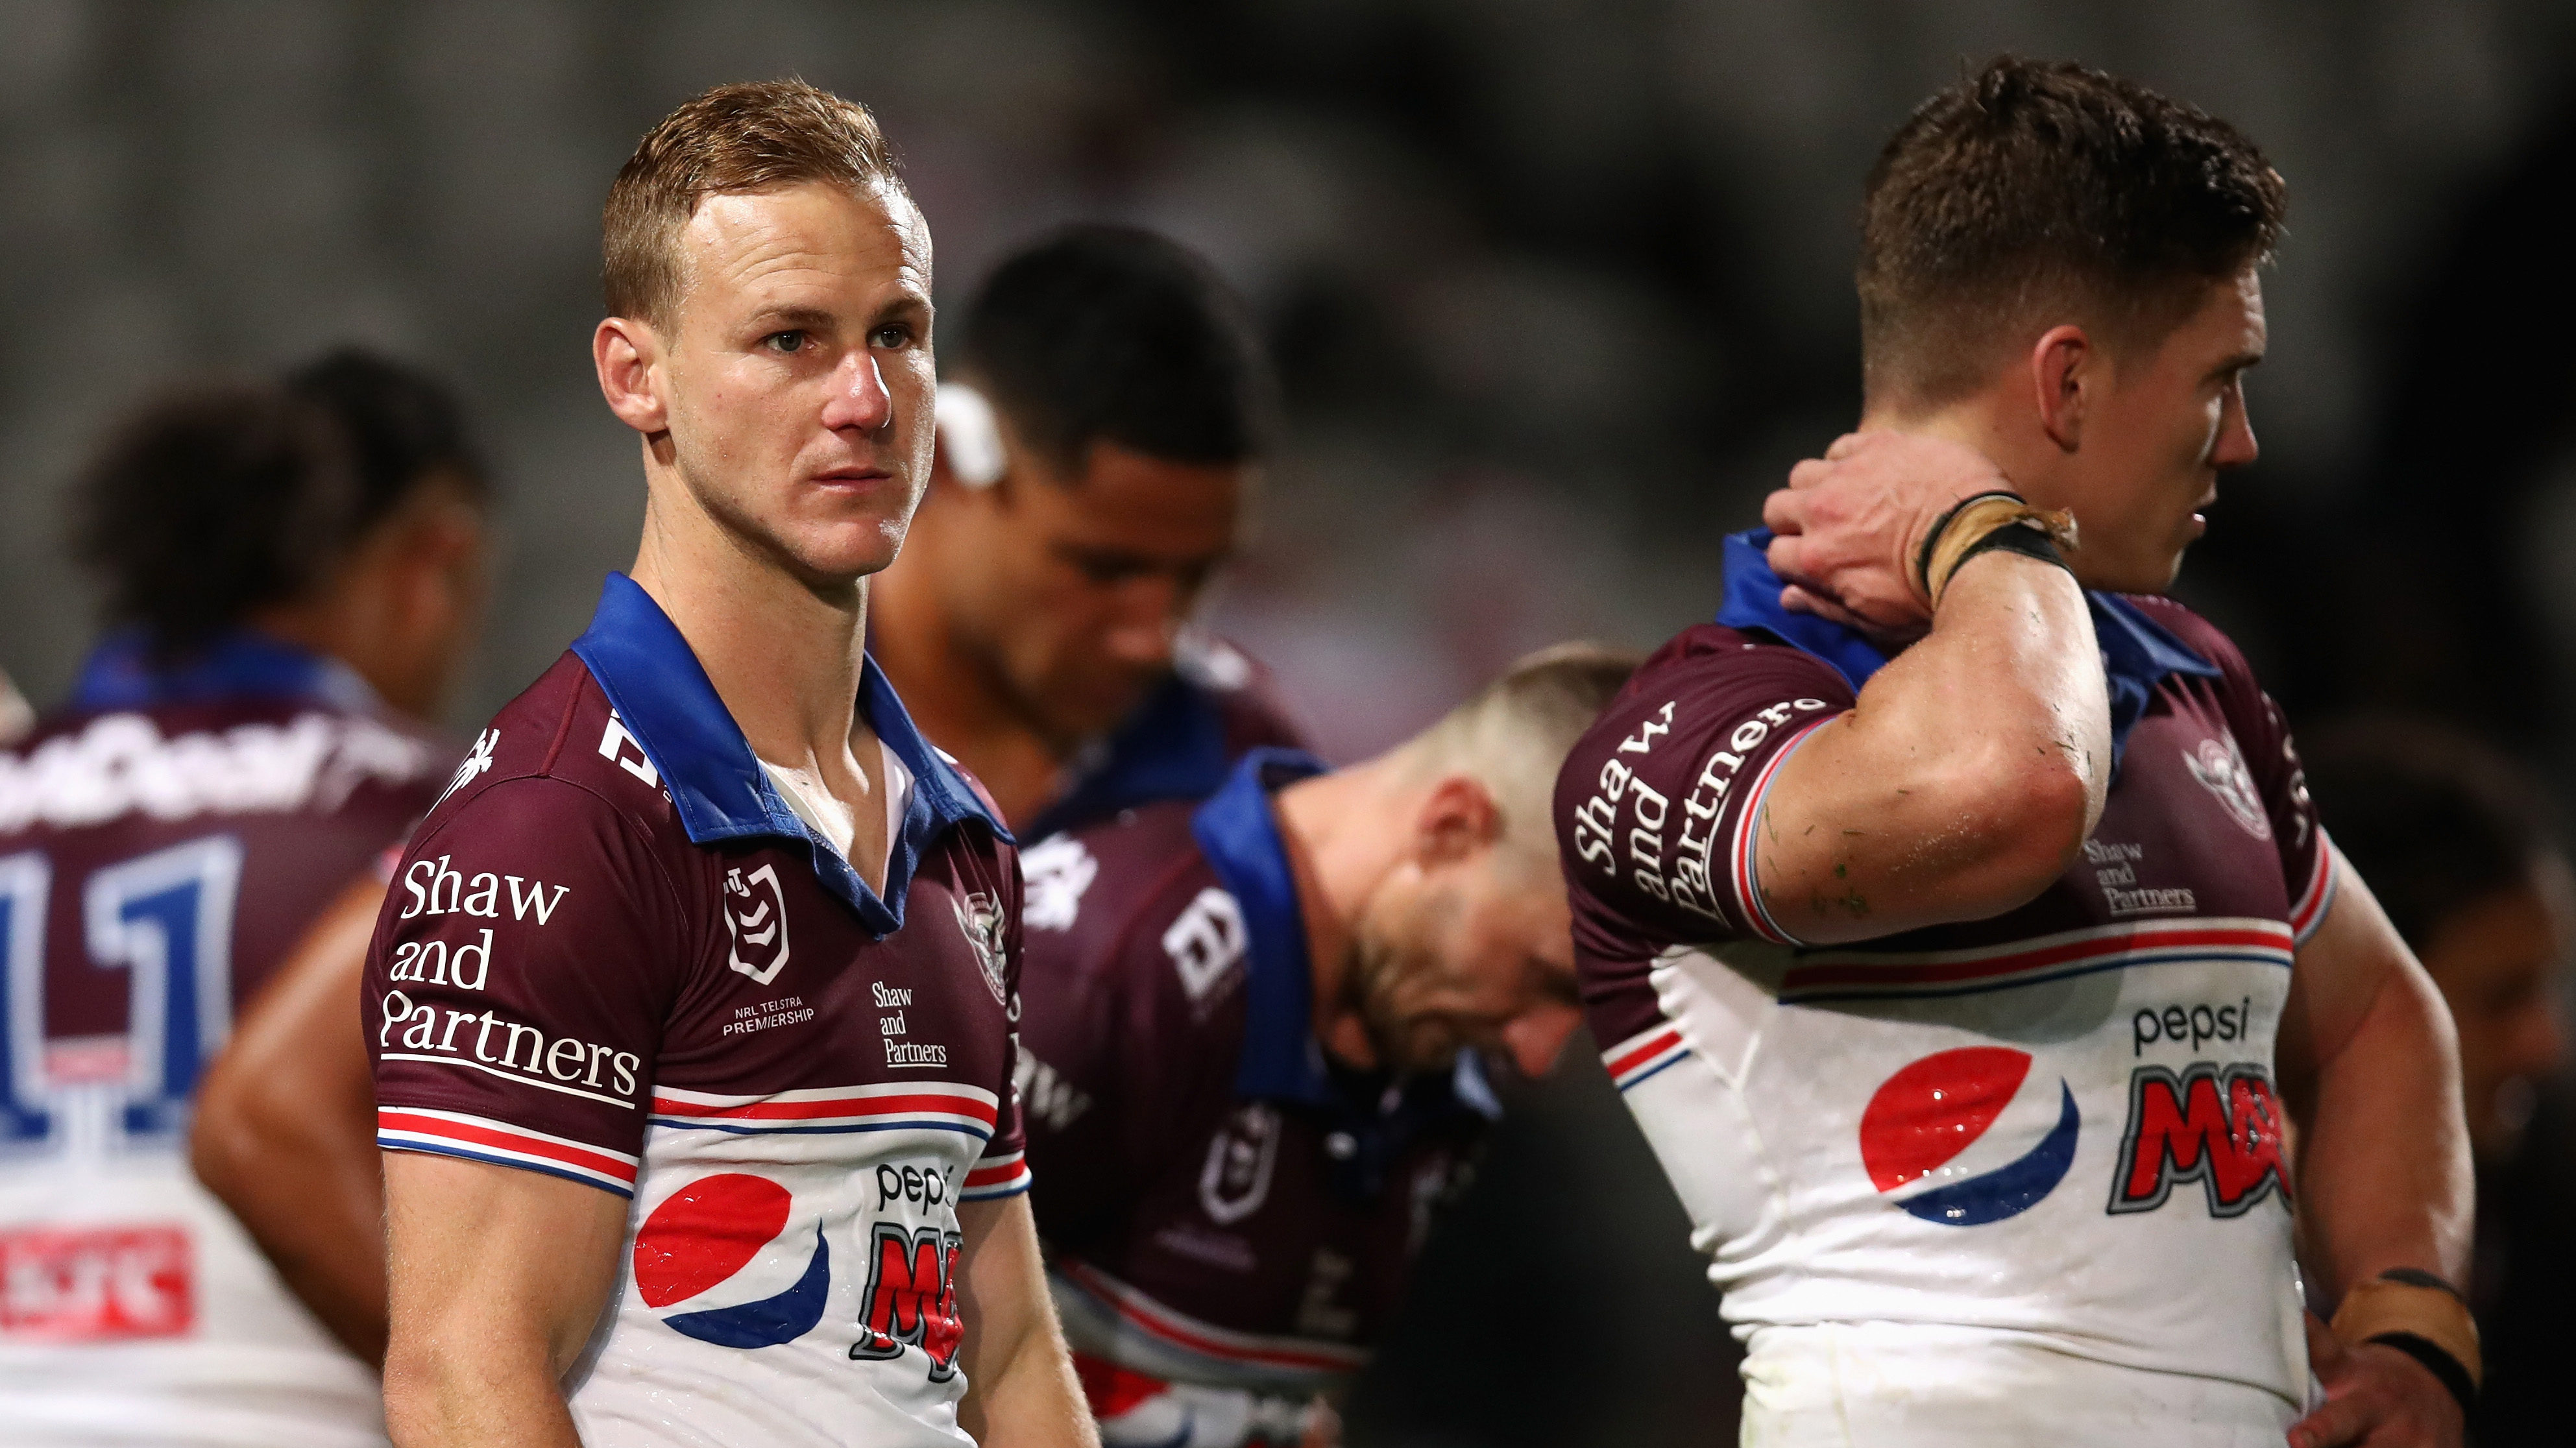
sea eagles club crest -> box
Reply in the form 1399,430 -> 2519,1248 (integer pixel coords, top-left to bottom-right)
953,891 -> 1008,1006
2183,736 -> 2273,841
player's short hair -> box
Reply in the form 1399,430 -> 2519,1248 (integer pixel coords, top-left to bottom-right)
72,350 -> 483,658
2300,719 -> 2558,952
604,79 -> 903,329
1858,56 -> 2287,410
1409,643 -> 1642,868
954,225 -> 1275,472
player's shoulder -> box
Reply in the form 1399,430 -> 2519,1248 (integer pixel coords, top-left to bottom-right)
1176,630 -> 1315,756
1561,623 -> 1851,794
409,653 -> 688,869
1023,800 -> 1230,997
2112,593 -> 2263,692
1024,801 -> 1208,943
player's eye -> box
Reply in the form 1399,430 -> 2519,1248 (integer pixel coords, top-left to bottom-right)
869,323 -> 914,350
765,330 -> 809,354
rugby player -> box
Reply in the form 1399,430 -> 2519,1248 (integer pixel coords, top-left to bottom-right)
194,229 -> 1302,1368
1553,59 -> 2473,1446
0,350 -> 488,1444
879,223 -> 1303,834
1019,645 -> 1636,1447
362,82 -> 1091,1445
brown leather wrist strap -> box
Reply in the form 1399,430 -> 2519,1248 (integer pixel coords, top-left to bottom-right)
1918,494 -> 2080,609
2331,1273 -> 2483,1405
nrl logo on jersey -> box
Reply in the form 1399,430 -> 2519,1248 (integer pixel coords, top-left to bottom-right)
724,864 -> 791,985
953,891 -> 1008,1005
2183,736 -> 2272,841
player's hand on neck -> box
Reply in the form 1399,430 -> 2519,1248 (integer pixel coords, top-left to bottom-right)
593,179 -> 936,855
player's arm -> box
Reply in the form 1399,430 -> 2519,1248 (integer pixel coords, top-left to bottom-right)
955,1194 -> 1097,1448
1752,430 -> 2111,943
2279,849 -> 2475,1448
381,1153 -> 627,1447
191,875 -> 389,1364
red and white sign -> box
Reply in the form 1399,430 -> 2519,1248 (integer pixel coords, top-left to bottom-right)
0,1225 -> 193,1340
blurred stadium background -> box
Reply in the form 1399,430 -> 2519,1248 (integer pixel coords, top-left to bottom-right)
5,3 -> 2575,1442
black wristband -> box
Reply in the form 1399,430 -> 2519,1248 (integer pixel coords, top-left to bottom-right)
2369,1332 -> 2477,1416
1913,489 -> 2024,599
1949,519 -> 2068,581
2377,1266 -> 2468,1303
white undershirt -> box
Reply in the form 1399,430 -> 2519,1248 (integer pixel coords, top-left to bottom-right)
760,739 -> 910,889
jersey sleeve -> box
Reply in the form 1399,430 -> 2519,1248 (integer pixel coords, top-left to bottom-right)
1553,636 -> 1853,1055
366,776 -> 690,1198
965,834 -> 1033,1203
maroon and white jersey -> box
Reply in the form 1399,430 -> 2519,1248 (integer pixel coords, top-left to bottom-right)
366,575 -> 1027,1448
1557,590 -> 2334,1445
0,634 -> 450,1445
1017,751 -> 1493,1445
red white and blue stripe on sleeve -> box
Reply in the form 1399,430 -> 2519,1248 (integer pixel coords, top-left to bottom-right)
377,1106 -> 641,1196
2289,828 -> 2339,947
963,1148 -> 1032,1201
1603,1022 -> 1694,1093
1730,716 -> 1834,947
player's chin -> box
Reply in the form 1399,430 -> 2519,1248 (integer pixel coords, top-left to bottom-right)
777,520 -> 908,585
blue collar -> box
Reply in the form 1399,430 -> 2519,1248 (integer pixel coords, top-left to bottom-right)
1190,749 -> 1502,1125
70,628 -> 380,714
1027,672 -> 1233,842
1715,529 -> 2220,767
1191,747 -> 1336,1105
570,573 -> 1008,934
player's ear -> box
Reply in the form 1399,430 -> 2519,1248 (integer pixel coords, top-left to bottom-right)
1413,775 -> 1503,866
595,316 -> 668,437
2030,323 -> 2092,453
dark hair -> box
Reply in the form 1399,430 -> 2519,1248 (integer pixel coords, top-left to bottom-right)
954,225 -> 1275,472
2301,719 -> 2557,952
286,348 -> 489,534
605,79 -> 901,327
72,350 -> 483,656
1858,56 -> 2287,408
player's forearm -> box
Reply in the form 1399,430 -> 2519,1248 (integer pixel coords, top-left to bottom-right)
2294,963 -> 2474,1303
1760,551 -> 2109,939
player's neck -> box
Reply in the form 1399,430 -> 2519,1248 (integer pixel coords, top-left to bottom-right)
866,540 -> 1069,829
1857,391 -> 2072,507
1271,762 -> 1409,1072
629,490 -> 871,778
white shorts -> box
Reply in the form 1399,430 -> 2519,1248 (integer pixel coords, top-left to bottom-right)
1739,1322 -> 2303,1447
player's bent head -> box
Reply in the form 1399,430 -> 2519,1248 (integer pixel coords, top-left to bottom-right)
71,348 -> 489,716
2302,719 -> 2571,1162
1347,643 -> 1642,1080
910,225 -> 1278,740
1860,58 -> 2286,592
598,80 -> 933,585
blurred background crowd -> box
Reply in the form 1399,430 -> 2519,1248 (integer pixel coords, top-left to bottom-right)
5,2 -> 2576,1443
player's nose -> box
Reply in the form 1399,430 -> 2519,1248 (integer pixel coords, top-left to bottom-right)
820,350 -> 893,435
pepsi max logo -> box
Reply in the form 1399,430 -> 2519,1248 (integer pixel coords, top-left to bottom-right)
633,1173 -> 829,1348
1858,1047 -> 2078,1227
